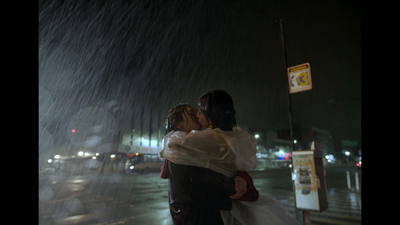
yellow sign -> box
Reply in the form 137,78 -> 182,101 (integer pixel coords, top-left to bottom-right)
287,63 -> 312,93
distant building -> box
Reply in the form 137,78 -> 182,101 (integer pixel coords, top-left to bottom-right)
277,126 -> 335,156
246,125 -> 336,169
246,127 -> 293,169
307,126 -> 335,156
118,104 -> 165,155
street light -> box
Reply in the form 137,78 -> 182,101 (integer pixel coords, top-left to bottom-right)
345,151 -> 350,156
54,155 -> 60,159
294,140 -> 297,144
255,134 -> 259,139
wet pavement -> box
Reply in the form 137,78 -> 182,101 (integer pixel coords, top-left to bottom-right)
39,172 -> 170,224
39,166 -> 361,224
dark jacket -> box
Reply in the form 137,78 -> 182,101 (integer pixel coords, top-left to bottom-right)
166,161 -> 234,224
161,160 -> 258,225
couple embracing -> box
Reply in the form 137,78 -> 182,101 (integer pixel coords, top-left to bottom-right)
159,90 -> 300,225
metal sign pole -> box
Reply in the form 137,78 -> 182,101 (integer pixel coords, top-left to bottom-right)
277,18 -> 308,225
277,19 -> 294,150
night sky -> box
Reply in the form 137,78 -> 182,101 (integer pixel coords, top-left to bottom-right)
39,0 -> 361,150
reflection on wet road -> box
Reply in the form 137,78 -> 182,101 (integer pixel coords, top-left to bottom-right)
39,173 -> 171,224
39,166 -> 361,224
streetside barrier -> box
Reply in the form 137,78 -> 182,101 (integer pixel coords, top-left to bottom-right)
346,171 -> 361,193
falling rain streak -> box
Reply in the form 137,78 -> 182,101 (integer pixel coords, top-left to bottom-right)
39,0 -> 360,224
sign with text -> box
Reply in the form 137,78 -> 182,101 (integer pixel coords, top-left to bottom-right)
287,63 -> 312,94
292,151 -> 320,211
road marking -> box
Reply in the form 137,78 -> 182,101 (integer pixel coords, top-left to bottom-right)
310,211 -> 361,220
274,189 -> 361,225
308,216 -> 360,225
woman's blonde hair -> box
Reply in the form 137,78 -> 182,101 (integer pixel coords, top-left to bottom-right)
165,103 -> 199,132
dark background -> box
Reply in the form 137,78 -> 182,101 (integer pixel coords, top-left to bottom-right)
39,0 -> 361,150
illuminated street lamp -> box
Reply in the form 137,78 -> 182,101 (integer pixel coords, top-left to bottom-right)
255,134 -> 259,139
345,151 -> 350,156
54,155 -> 60,159
78,151 -> 84,156
294,140 -> 297,144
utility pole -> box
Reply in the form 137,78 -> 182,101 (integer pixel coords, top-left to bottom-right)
277,18 -> 308,225
277,19 -> 295,151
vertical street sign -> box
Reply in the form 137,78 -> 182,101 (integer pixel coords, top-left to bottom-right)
287,63 -> 312,94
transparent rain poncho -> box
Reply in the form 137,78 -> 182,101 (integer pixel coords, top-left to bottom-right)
159,127 -> 258,177
159,128 -> 300,225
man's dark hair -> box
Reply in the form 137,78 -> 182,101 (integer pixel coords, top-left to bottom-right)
198,90 -> 236,131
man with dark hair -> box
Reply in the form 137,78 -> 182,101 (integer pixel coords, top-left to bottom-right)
160,92 -> 259,224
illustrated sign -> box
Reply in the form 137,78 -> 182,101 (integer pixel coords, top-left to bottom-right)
292,151 -> 320,211
287,63 -> 312,93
